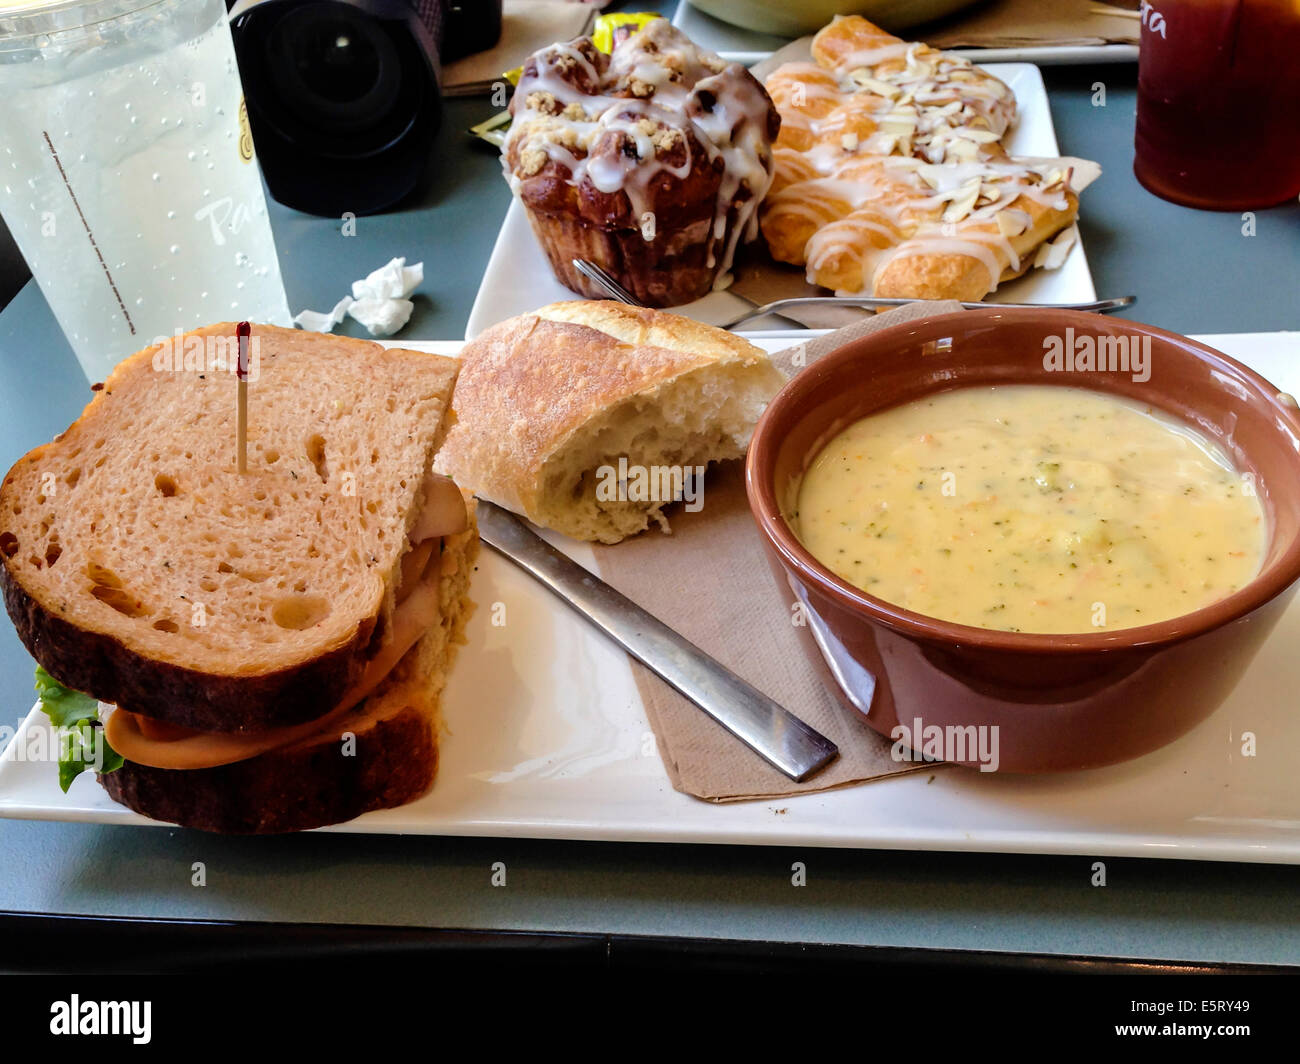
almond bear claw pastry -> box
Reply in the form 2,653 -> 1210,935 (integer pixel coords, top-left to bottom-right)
761,16 -> 1090,301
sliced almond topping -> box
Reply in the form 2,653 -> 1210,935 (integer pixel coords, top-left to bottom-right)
1033,225 -> 1078,269
996,210 -> 1031,238
905,46 -> 934,81
943,179 -> 982,222
850,72 -> 901,98
946,137 -> 978,162
841,131 -> 860,151
917,164 -> 946,189
955,127 -> 1001,144
871,133 -> 899,156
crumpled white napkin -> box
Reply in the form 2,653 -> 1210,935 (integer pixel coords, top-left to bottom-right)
292,295 -> 354,334
293,257 -> 423,337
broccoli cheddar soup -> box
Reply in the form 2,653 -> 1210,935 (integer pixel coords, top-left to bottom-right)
792,385 -> 1266,634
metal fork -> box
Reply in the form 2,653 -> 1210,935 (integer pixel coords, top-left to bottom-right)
572,258 -> 1136,326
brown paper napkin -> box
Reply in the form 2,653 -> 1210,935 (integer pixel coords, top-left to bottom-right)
442,1 -> 607,91
590,301 -> 962,801
924,0 -> 1140,49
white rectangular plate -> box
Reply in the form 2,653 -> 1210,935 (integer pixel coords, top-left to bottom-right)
4,333 -> 1300,863
466,62 -> 1097,339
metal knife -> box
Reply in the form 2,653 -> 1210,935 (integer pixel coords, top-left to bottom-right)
475,501 -> 839,782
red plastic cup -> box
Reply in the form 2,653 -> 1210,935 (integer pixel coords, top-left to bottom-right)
1134,0 -> 1300,210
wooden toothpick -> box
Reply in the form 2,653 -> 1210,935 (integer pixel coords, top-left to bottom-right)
236,321 -> 251,474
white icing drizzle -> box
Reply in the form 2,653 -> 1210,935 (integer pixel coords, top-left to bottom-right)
503,20 -> 777,281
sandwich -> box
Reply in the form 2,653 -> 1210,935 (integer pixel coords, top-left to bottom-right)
0,323 -> 478,833
436,301 -> 785,543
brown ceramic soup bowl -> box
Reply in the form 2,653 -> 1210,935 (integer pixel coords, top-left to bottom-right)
746,309 -> 1300,772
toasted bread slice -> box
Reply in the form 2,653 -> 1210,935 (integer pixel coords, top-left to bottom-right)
0,324 -> 459,733
100,515 -> 479,833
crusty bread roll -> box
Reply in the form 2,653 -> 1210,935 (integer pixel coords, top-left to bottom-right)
437,302 -> 784,544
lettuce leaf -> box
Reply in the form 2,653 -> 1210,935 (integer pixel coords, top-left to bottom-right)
34,666 -> 124,792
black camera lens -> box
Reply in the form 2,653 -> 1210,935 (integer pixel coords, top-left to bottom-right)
232,0 -> 442,216
268,7 -> 399,132
249,2 -> 418,153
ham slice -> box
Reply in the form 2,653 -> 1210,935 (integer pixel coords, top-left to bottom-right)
411,473 -> 468,541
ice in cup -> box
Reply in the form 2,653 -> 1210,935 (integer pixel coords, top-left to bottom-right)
0,0 -> 292,382
1134,0 -> 1300,210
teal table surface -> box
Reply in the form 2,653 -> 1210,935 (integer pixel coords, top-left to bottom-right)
2,6 -> 1299,963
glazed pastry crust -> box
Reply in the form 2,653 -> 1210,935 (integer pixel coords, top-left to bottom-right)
760,16 -> 1085,300
502,21 -> 781,307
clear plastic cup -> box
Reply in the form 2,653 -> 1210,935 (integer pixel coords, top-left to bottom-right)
1134,0 -> 1300,210
0,0 -> 291,382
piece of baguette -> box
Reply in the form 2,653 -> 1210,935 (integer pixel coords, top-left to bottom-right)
0,323 -> 459,733
436,302 -> 785,544
99,514 -> 479,834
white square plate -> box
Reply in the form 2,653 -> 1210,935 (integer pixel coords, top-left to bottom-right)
466,63 -> 1097,339
3,333 -> 1300,864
